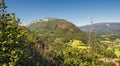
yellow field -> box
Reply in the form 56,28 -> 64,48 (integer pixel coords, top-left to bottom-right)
70,40 -> 87,49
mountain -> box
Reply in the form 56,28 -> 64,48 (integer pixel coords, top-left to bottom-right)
80,22 -> 120,34
27,18 -> 81,35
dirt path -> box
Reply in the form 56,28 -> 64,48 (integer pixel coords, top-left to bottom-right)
100,58 -> 119,66
113,62 -> 119,66
112,59 -> 119,66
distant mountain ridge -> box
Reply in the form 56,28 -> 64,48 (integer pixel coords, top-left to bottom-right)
80,22 -> 120,34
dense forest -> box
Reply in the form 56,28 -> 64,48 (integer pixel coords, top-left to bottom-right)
0,0 -> 120,66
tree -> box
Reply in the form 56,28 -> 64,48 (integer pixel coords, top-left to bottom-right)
0,0 -> 34,65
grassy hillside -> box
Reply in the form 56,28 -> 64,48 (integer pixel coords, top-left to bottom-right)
27,18 -> 87,41
28,18 -> 81,34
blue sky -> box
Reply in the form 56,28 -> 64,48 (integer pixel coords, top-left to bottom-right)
6,0 -> 120,26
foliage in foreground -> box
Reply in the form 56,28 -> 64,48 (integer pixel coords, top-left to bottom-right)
0,0 -> 37,65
